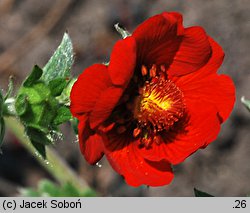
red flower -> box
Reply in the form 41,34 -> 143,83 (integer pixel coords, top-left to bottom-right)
70,12 -> 235,187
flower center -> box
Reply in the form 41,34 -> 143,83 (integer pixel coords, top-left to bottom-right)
133,64 -> 185,148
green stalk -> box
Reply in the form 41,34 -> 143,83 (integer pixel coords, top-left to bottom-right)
5,117 -> 90,190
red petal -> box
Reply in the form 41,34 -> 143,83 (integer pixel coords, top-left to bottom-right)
170,36 -> 225,83
162,12 -> 184,35
174,73 -> 235,123
108,36 -> 136,86
89,87 -> 123,129
205,37 -> 225,73
78,119 -> 104,165
137,101 -> 221,164
70,64 -> 111,118
138,41 -> 234,163
103,133 -> 174,187
132,12 -> 184,66
164,100 -> 221,164
167,27 -> 212,76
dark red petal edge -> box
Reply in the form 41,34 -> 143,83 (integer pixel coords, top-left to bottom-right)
167,26 -> 212,76
70,64 -> 111,118
78,118 -> 104,165
132,12 -> 183,66
108,36 -> 136,86
103,134 -> 174,187
89,87 -> 124,129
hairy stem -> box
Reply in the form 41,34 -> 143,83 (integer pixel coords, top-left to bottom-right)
5,116 -> 91,190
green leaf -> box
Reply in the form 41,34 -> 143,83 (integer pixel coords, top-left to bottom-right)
61,182 -> 81,197
194,188 -> 214,197
241,96 -> 250,112
59,182 -> 96,197
42,33 -> 74,82
80,188 -> 96,197
15,93 -> 29,116
38,180 -> 61,197
19,188 -> 41,197
23,65 -> 43,87
53,106 -> 72,125
48,78 -> 68,97
19,179 -> 96,197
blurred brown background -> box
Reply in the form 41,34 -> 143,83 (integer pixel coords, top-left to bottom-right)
0,0 -> 250,196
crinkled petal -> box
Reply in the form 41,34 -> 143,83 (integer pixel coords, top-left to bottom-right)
205,37 -> 225,73
89,87 -> 123,129
132,12 -> 183,66
78,118 -> 104,165
70,64 -> 111,118
162,12 -> 184,35
108,37 -> 136,86
103,133 -> 173,187
170,36 -> 225,84
167,27 -> 212,76
133,12 -> 211,76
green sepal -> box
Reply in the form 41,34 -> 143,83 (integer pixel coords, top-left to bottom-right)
23,65 -> 43,87
16,82 -> 57,127
26,126 -> 52,145
56,78 -> 76,105
18,82 -> 50,104
241,96 -> 250,112
53,106 -> 72,126
62,78 -> 76,98
114,23 -> 131,39
4,76 -> 14,101
15,93 -> 29,116
14,33 -> 74,157
48,78 -> 68,97
30,139 -> 46,159
71,117 -> 79,135
194,188 -> 214,197
42,33 -> 74,82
